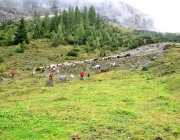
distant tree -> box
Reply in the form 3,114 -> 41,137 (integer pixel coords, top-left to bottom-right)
96,13 -> 101,29
6,27 -> 14,45
75,21 -> 85,44
16,41 -> 27,53
88,6 -> 96,26
74,6 -> 81,25
43,12 -> 51,31
100,49 -> 106,57
33,10 -> 40,23
83,6 -> 89,30
14,18 -> 29,45
85,41 -> 90,53
68,7 -> 75,30
57,24 -> 65,44
51,35 -> 59,47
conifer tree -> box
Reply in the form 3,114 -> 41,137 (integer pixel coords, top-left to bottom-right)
68,7 -> 75,30
14,18 -> 29,45
75,21 -> 85,44
43,12 -> 51,32
57,24 -> 65,44
6,27 -> 14,45
74,6 -> 81,25
88,6 -> 96,26
83,6 -> 89,30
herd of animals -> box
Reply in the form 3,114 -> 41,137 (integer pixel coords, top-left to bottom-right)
33,43 -> 170,84
32,52 -> 132,83
7,43 -> 170,86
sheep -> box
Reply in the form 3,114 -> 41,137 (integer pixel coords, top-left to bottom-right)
110,62 -> 116,67
32,70 -> 36,75
70,74 -> 75,78
58,76 -> 66,82
56,69 -> 60,73
95,64 -> 101,69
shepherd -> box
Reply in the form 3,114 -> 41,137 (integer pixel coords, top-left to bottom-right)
49,72 -> 53,81
98,65 -> 102,73
79,71 -> 84,80
11,69 -> 15,78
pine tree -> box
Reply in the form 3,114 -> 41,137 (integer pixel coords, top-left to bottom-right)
57,24 -> 65,45
6,27 -> 14,45
88,6 -> 96,26
75,21 -> 85,44
83,6 -> 89,30
74,6 -> 81,25
68,7 -> 75,30
14,18 -> 29,45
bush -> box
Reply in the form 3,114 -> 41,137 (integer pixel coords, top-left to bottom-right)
0,64 -> 5,73
0,57 -> 4,63
7,50 -> 14,56
72,48 -> 80,52
16,46 -> 24,53
67,51 -> 78,57
36,67 -> 41,71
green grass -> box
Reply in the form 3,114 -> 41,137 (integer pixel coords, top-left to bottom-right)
0,70 -> 180,140
0,41 -> 180,139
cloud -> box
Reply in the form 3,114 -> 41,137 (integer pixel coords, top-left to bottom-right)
119,0 -> 180,33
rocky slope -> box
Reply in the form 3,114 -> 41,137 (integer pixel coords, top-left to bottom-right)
0,0 -> 155,31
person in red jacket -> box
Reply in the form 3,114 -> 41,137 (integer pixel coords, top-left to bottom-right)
49,72 -> 53,80
11,69 -> 15,78
79,71 -> 84,80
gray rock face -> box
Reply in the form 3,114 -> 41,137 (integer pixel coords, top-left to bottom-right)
0,0 -> 155,31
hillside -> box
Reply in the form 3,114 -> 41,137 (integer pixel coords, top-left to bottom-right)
0,0 -> 155,31
0,3 -> 180,139
0,41 -> 180,139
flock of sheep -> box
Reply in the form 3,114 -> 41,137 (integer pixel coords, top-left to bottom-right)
32,52 -> 132,82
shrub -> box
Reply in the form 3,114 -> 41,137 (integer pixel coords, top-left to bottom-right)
72,48 -> 80,52
0,57 -> 4,63
16,46 -> 24,53
36,67 -> 41,71
7,50 -> 14,56
0,64 -> 5,73
67,51 -> 78,57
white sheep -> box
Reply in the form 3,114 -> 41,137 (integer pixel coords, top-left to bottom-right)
110,62 -> 116,67
32,70 -> 36,75
70,74 -> 75,78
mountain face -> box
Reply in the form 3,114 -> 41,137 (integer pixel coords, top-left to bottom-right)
0,0 -> 155,31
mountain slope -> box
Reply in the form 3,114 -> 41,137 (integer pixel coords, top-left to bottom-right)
0,0 -> 155,31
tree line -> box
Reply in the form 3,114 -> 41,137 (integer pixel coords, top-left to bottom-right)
0,6 -> 180,54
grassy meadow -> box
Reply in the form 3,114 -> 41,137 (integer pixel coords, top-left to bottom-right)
0,40 -> 180,140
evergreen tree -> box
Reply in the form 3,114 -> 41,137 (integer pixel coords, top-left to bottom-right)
57,24 -> 65,45
96,13 -> 101,29
61,10 -> 68,29
14,18 -> 29,45
74,6 -> 81,25
68,7 -> 75,30
83,6 -> 89,30
75,21 -> 85,44
88,6 -> 96,26
33,10 -> 40,23
6,27 -> 14,45
42,12 -> 51,35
